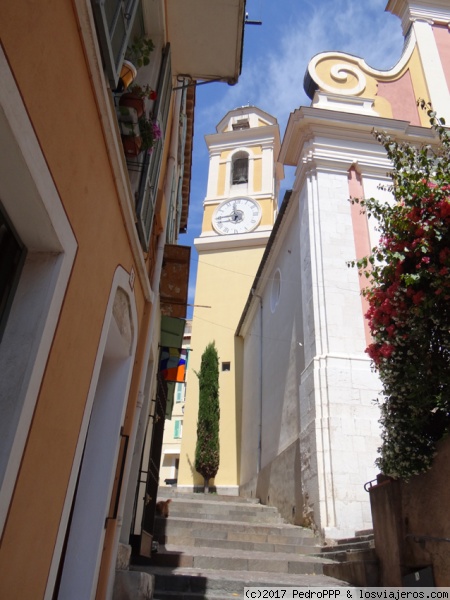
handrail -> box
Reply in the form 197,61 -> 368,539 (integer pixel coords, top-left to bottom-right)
364,478 -> 378,492
364,476 -> 394,492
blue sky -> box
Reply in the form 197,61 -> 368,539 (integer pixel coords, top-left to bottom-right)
181,0 -> 406,318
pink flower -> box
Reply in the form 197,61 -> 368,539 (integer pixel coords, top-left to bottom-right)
412,291 -> 424,305
152,122 -> 162,140
386,325 -> 396,338
379,344 -> 394,358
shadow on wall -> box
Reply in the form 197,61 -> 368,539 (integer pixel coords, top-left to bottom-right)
240,440 -> 315,531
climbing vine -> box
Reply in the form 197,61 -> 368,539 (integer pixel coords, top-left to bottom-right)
349,103 -> 450,479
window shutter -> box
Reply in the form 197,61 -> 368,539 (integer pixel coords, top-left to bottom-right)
174,419 -> 182,439
136,44 -> 172,250
92,0 -> 139,88
175,383 -> 183,403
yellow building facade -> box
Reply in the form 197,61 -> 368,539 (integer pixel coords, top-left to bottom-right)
178,107 -> 284,493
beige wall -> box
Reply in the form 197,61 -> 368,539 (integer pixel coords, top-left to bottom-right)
178,245 -> 265,489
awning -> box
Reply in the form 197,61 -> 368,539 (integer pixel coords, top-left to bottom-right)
160,315 -> 186,419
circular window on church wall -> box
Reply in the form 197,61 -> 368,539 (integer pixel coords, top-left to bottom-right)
270,269 -> 281,313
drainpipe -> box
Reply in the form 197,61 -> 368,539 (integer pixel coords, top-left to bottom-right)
252,289 -> 263,474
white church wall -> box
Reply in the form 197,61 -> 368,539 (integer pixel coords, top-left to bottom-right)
240,197 -> 310,524
296,132 -> 388,537
239,313 -> 262,486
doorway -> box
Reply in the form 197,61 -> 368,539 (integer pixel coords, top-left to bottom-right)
56,287 -> 135,599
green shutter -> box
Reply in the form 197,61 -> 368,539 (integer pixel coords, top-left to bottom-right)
174,419 -> 182,439
92,0 -> 139,88
175,383 -> 183,403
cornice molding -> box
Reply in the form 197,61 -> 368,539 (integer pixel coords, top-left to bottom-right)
206,124 -> 281,153
387,0 -> 450,34
280,105 -> 438,167
194,229 -> 271,252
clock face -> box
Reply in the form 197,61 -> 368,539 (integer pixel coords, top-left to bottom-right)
212,197 -> 262,235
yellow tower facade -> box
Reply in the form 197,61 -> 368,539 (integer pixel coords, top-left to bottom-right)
178,106 -> 283,493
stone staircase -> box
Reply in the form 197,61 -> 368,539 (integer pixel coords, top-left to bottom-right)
123,489 -> 359,600
319,532 -> 378,587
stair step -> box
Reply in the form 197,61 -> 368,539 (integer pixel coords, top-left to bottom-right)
136,565 -> 351,598
154,593 -> 242,600
126,489 -> 362,598
157,489 -> 261,504
163,500 -> 283,524
171,536 -> 320,554
335,534 -> 374,546
149,544 -> 335,575
168,511 -> 282,524
155,515 -> 315,541
321,540 -> 374,556
160,497 -> 268,510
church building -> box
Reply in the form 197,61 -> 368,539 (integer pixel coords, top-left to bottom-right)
238,0 -> 450,538
180,0 -> 450,539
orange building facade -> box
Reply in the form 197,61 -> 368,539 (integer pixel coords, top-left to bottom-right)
0,1 -> 245,598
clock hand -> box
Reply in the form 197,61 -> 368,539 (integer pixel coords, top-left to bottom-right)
232,209 -> 244,223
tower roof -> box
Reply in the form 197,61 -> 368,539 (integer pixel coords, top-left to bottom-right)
215,106 -> 278,134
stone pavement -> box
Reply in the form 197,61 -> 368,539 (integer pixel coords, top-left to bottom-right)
127,489 -> 352,599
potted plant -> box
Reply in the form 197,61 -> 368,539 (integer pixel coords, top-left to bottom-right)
128,84 -> 157,101
116,60 -> 137,93
119,83 -> 157,118
119,114 -> 161,158
116,36 -> 155,93
125,36 -> 155,68
117,107 -> 142,157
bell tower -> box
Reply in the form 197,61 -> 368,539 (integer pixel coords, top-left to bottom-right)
199,106 -> 282,248
177,106 -> 283,494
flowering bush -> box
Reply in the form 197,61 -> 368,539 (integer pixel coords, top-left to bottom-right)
349,103 -> 450,479
138,117 -> 162,154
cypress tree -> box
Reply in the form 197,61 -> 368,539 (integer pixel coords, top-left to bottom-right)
194,341 -> 220,493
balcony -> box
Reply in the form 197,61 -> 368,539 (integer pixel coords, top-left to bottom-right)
89,0 -> 245,251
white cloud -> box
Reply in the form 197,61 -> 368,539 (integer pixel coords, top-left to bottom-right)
195,0 -> 404,133
185,0 -> 406,300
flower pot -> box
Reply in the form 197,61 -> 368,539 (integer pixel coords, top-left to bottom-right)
117,60 -> 137,92
119,94 -> 145,119
121,135 -> 142,157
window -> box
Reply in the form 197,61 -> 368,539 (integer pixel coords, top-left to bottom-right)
232,153 -> 249,185
174,419 -> 183,439
175,382 -> 184,403
222,362 -> 231,372
0,206 -> 26,341
136,44 -> 172,250
270,269 -> 282,313
0,52 -> 77,533
91,0 -> 140,88
232,119 -> 249,130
